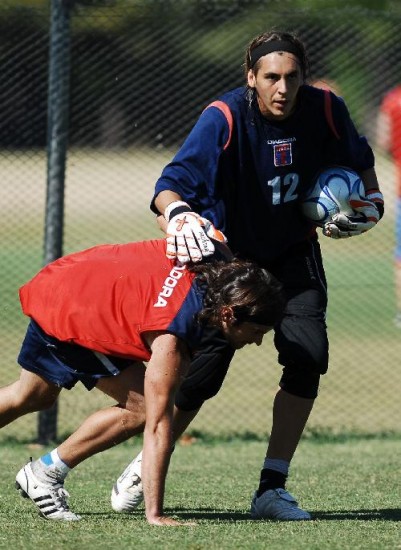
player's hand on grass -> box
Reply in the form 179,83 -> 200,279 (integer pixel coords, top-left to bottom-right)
323,189 -> 384,239
165,201 -> 226,263
147,515 -> 197,527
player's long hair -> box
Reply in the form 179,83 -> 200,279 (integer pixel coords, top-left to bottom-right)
191,259 -> 286,328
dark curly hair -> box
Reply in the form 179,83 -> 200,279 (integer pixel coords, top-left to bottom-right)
191,259 -> 285,328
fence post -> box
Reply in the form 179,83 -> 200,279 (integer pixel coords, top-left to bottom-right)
38,0 -> 73,445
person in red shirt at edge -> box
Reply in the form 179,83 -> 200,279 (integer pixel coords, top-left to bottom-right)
110,29 -> 384,521
376,86 -> 401,326
2,237 -> 284,526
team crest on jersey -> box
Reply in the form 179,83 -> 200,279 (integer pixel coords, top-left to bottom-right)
273,142 -> 293,166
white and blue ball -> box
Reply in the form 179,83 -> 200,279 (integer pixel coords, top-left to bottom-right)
301,166 -> 365,225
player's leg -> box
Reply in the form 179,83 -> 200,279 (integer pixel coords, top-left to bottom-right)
0,369 -> 61,428
394,197 -> 401,326
111,326 -> 235,512
17,348 -> 145,521
29,362 -> 146,484
1,320 -> 65,428
395,260 -> 401,326
13,321 -> 83,520
267,389 -> 314,462
55,362 -> 146,468
251,237 -> 328,521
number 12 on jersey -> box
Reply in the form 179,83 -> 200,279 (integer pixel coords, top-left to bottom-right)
267,173 -> 299,205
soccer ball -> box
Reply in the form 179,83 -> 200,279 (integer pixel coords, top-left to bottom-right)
301,166 -> 364,225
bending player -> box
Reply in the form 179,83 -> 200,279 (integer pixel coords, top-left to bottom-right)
1,237 -> 284,525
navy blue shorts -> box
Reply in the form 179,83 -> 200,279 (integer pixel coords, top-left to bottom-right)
18,320 -> 134,390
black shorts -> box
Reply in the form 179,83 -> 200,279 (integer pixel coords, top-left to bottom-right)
272,236 -> 328,397
18,320 -> 134,390
175,236 -> 328,410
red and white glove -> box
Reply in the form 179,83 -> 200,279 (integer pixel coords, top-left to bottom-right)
323,188 -> 384,239
165,201 -> 227,263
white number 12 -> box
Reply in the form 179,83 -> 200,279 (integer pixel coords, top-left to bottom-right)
267,173 -> 299,205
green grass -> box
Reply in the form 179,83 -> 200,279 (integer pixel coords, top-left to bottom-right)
1,151 -> 400,547
1,149 -> 400,441
1,438 -> 400,549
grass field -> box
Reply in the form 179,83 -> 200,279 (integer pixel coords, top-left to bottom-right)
1,438 -> 400,549
0,149 -> 400,441
1,151 -> 400,548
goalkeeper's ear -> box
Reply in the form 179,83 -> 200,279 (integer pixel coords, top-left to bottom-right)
156,214 -> 168,233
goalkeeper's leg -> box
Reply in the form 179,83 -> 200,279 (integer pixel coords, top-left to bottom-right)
251,237 -> 328,521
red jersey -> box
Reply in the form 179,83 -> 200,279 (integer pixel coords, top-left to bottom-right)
19,240 -> 204,361
380,86 -> 401,162
380,86 -> 401,195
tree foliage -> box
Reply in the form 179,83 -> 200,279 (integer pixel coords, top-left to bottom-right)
1,1 -> 400,146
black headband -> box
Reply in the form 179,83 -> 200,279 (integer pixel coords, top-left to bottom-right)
249,40 -> 303,68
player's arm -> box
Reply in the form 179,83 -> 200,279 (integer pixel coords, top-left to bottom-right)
153,194 -> 226,263
323,98 -> 384,238
323,167 -> 384,239
141,330 -> 194,526
154,190 -> 183,217
151,107 -> 230,262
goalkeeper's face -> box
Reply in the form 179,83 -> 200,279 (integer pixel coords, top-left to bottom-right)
221,316 -> 272,349
247,51 -> 302,121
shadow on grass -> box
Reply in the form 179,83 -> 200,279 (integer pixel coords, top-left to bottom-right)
83,509 -> 251,522
312,508 -> 401,521
81,507 -> 401,522
175,507 -> 401,522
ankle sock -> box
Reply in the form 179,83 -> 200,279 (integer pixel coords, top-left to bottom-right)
256,458 -> 289,497
32,449 -> 70,482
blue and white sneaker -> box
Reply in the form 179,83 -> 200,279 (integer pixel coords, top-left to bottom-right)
111,451 -> 143,512
250,488 -> 311,521
15,462 -> 80,521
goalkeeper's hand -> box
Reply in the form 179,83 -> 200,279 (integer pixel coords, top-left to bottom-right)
323,188 -> 384,239
165,201 -> 227,263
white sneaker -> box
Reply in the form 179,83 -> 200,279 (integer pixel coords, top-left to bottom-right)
111,451 -> 143,513
250,488 -> 311,521
15,462 -> 81,521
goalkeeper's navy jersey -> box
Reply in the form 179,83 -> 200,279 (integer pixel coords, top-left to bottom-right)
152,85 -> 375,265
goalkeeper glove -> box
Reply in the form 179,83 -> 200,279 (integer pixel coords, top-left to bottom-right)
323,188 -> 384,239
165,201 -> 227,263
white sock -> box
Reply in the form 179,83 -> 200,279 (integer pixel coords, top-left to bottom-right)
34,448 -> 71,481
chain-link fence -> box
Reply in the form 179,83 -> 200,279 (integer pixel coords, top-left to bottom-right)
1,0 -> 400,442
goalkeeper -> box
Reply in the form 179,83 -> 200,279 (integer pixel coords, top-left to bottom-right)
111,29 -> 384,521
0,238 -> 284,525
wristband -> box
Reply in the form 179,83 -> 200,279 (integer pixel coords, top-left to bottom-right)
366,188 -> 384,219
164,200 -> 192,221
375,202 -> 384,220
